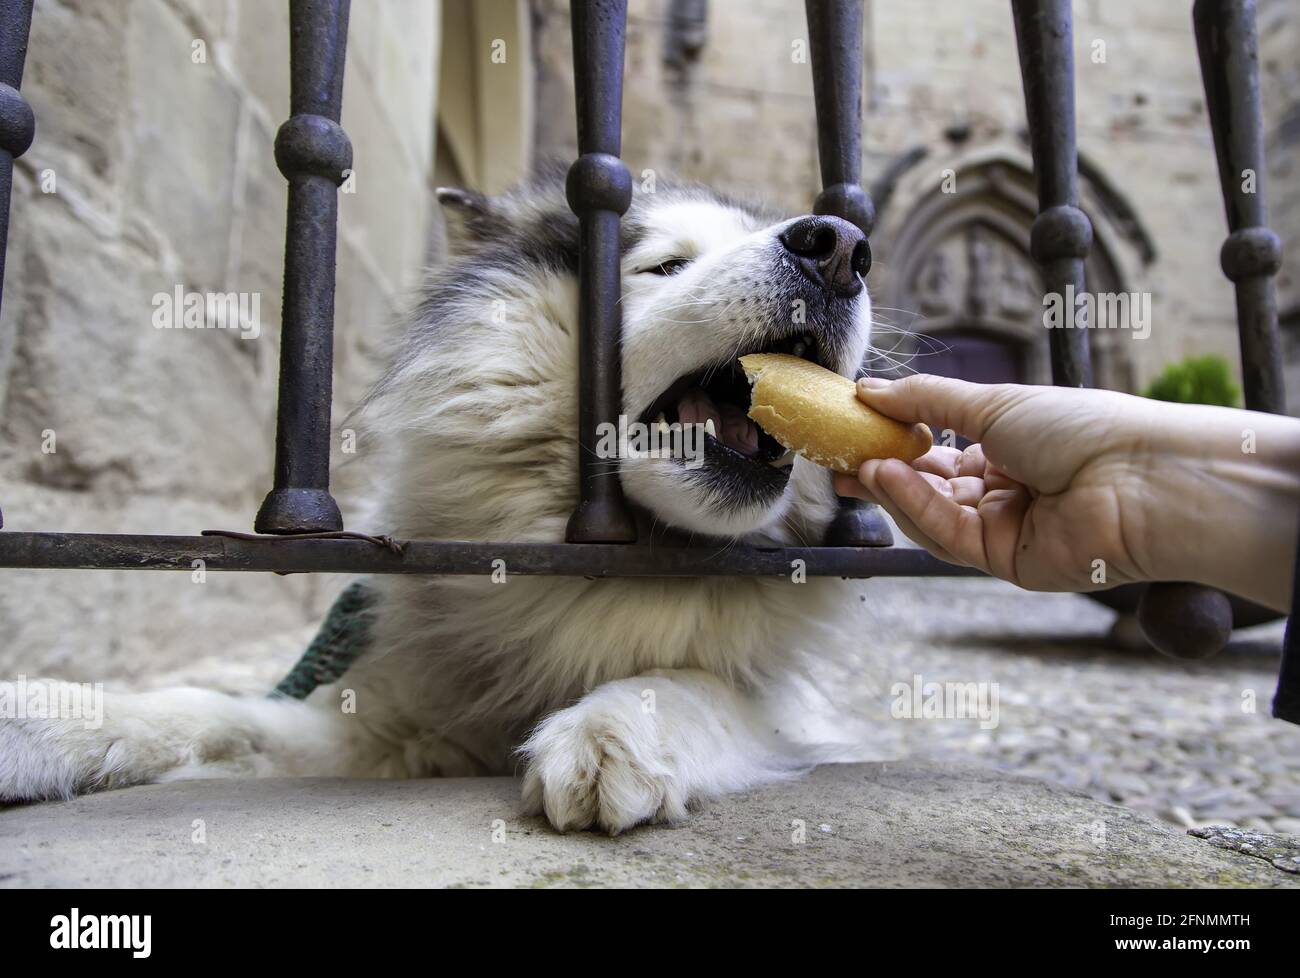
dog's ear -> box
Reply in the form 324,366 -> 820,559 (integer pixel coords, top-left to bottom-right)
437,187 -> 510,251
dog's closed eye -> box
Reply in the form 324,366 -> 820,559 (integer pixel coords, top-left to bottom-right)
644,257 -> 693,276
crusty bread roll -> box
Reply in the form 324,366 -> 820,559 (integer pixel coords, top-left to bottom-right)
739,353 -> 932,473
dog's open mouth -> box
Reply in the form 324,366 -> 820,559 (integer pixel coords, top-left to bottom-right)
637,333 -> 827,469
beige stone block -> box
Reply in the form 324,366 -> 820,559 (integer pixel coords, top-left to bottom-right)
385,1 -> 440,173
233,0 -> 290,122
333,237 -> 399,416
340,70 -> 432,294
162,0 -> 231,41
23,0 -> 130,202
0,203 -> 270,501
373,2 -> 438,175
1094,0 -> 1197,34
697,8 -> 786,96
124,0 -> 241,286
230,111 -> 288,403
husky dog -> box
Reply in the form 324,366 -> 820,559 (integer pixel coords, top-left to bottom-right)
0,168 -> 876,834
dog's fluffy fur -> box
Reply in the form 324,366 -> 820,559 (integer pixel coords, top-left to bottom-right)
0,169 -> 874,833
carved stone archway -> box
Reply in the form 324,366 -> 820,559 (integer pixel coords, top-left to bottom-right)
874,160 -> 1134,392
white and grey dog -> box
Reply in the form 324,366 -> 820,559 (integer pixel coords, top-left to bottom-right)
0,168 -> 877,834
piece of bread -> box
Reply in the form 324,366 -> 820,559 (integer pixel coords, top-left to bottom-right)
739,353 -> 932,473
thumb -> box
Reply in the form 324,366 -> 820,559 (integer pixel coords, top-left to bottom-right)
856,374 -> 1006,445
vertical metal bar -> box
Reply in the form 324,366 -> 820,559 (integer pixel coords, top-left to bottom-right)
805,0 -> 891,547
1192,1 -> 1292,709
1275,537 -> 1300,724
0,0 -> 33,531
254,0 -> 351,534
0,0 -> 33,346
1011,0 -> 1094,388
805,0 -> 873,236
1131,2 -> 1281,662
1194,0 -> 1284,414
564,0 -> 636,543
1012,1 -> 1232,658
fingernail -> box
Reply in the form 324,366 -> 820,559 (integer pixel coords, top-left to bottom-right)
858,377 -> 891,391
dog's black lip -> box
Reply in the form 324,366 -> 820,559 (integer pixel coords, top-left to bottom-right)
703,431 -> 794,476
688,434 -> 793,494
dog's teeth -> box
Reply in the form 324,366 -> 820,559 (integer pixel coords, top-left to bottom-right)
656,419 -> 669,435
704,418 -> 717,438
654,412 -> 666,424
769,449 -> 796,468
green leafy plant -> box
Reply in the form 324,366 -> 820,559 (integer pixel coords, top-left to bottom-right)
1142,354 -> 1240,407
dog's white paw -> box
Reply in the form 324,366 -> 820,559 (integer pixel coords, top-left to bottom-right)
520,695 -> 689,835
0,680 -> 265,802
0,679 -> 126,801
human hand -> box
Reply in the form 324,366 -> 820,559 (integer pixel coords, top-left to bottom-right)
831,374 -> 1300,610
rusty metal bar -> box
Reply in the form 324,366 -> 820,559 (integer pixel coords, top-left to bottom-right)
1190,1 -> 1294,715
805,0 -> 873,236
1140,2 -> 1288,664
1011,1 -> 1237,660
254,0 -> 351,534
0,0 -> 32,323
1010,0 -> 1094,389
0,0 -> 34,522
564,0 -> 637,543
0,531 -> 985,578
804,0 -> 892,548
1278,539 -> 1300,723
1194,0 -> 1284,414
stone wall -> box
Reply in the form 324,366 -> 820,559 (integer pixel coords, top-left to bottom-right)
533,0 -> 1299,398
0,0 -> 439,685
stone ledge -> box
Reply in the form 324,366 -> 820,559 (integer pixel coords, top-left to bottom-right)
1,763 -> 1296,888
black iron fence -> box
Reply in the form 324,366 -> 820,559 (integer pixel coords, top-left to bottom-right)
0,1 -> 1293,706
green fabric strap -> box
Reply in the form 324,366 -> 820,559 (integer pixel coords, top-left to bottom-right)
271,580 -> 375,700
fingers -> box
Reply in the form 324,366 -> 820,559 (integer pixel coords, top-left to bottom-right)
858,458 -> 990,571
949,476 -> 985,507
914,443 -> 987,480
983,463 -> 1021,493
840,446 -> 987,507
857,375 -> 1009,445
834,468 -> 956,502
914,446 -> 964,479
856,474 -> 963,566
956,443 -> 986,478
838,463 -> 960,564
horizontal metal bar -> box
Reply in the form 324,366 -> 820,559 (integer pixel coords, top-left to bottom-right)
0,532 -> 985,578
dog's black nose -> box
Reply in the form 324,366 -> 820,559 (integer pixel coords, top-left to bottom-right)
780,215 -> 871,296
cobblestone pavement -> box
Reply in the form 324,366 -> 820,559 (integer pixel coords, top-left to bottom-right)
840,576 -> 1300,835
